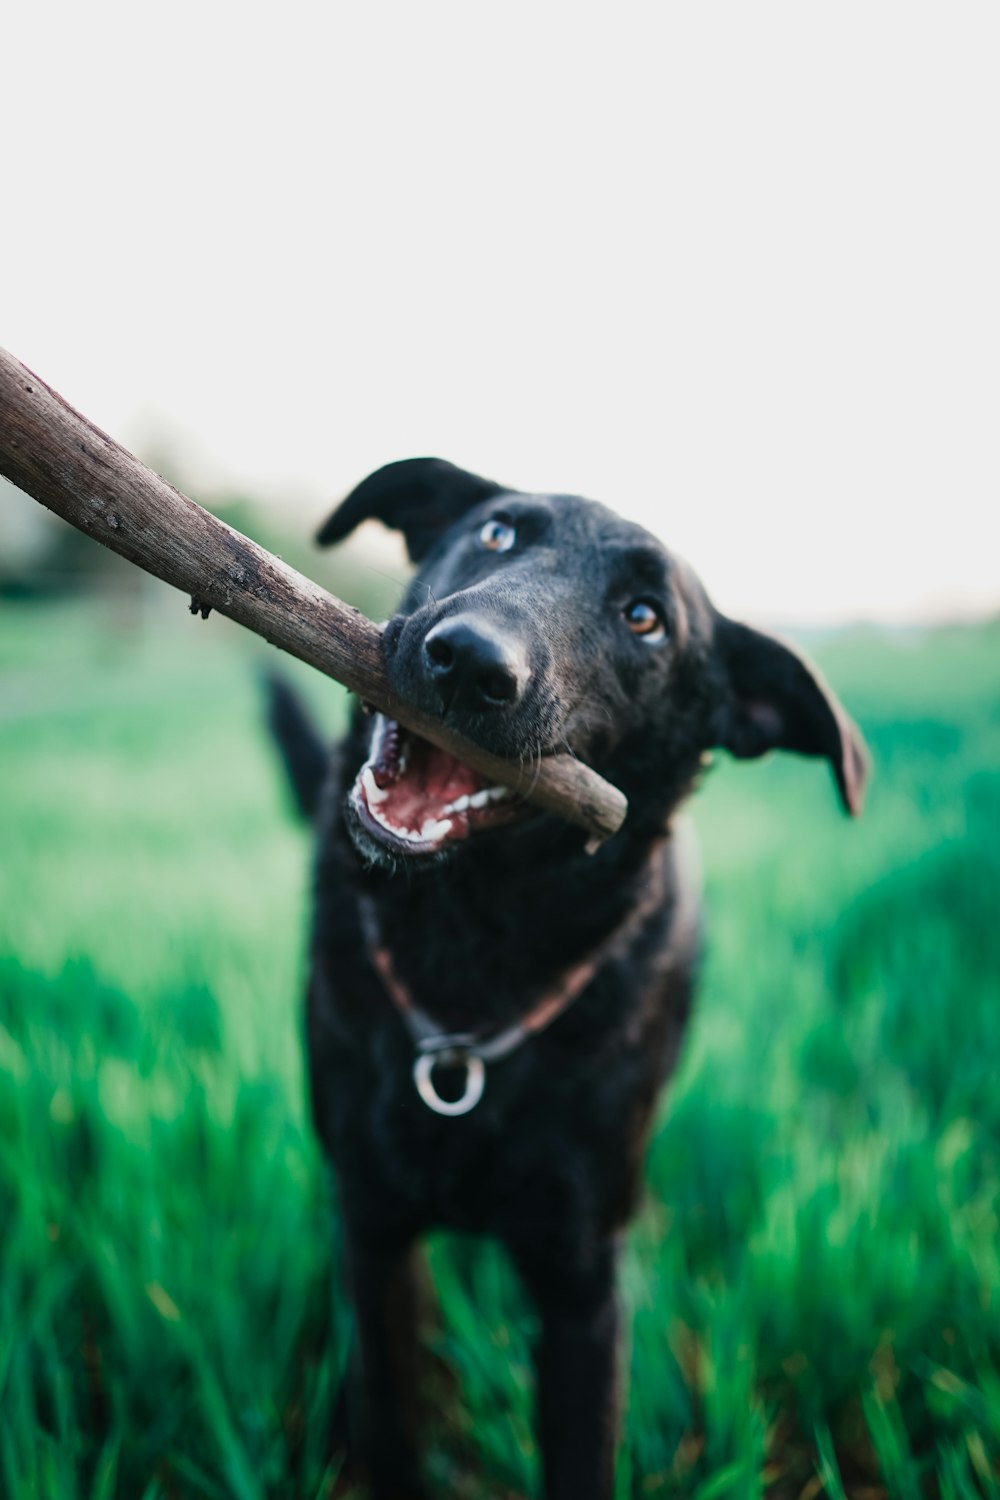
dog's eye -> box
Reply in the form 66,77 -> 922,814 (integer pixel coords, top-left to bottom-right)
479,517 -> 516,553
623,600 -> 667,643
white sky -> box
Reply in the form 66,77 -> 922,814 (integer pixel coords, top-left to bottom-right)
4,3 -> 998,625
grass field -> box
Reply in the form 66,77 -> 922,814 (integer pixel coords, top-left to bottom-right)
1,591 -> 999,1499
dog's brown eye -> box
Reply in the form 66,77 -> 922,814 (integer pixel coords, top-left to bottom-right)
479,518 -> 516,553
624,600 -> 666,643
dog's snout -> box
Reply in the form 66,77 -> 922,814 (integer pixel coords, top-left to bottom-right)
422,615 -> 528,711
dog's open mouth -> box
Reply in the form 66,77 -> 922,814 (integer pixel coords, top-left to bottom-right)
349,713 -> 524,857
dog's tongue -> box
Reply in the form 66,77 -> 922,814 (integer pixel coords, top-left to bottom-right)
373,737 -> 483,832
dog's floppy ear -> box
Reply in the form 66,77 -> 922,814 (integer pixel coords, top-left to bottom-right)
710,615 -> 869,816
316,458 -> 508,562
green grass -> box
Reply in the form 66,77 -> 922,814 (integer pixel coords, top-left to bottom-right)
1,594 -> 999,1498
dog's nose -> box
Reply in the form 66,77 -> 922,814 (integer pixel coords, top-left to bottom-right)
422,615 -> 528,711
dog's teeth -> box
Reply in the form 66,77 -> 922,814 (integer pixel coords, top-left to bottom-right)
439,788 -> 510,815
362,792 -> 452,846
376,812 -> 420,841
467,786 -> 509,809
369,713 -> 391,758
362,766 -> 388,806
420,817 -> 453,841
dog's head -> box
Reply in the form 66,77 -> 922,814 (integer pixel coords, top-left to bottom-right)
319,459 -> 868,867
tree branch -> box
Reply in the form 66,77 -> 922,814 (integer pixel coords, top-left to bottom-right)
0,346 -> 627,844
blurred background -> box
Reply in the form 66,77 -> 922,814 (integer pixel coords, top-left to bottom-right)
1,5 -> 999,1498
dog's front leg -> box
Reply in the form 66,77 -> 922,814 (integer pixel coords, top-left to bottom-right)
515,1238 -> 621,1500
341,1225 -> 428,1500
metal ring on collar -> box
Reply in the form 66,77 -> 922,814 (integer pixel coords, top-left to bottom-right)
413,1048 -> 485,1116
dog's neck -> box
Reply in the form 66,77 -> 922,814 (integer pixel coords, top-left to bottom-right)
346,810 -> 678,1033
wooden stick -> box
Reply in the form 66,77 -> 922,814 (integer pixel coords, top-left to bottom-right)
0,346 -> 628,844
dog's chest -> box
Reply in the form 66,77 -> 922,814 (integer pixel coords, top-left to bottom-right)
311,926 -> 688,1240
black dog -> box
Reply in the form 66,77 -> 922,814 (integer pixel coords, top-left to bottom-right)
269,458 -> 867,1500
